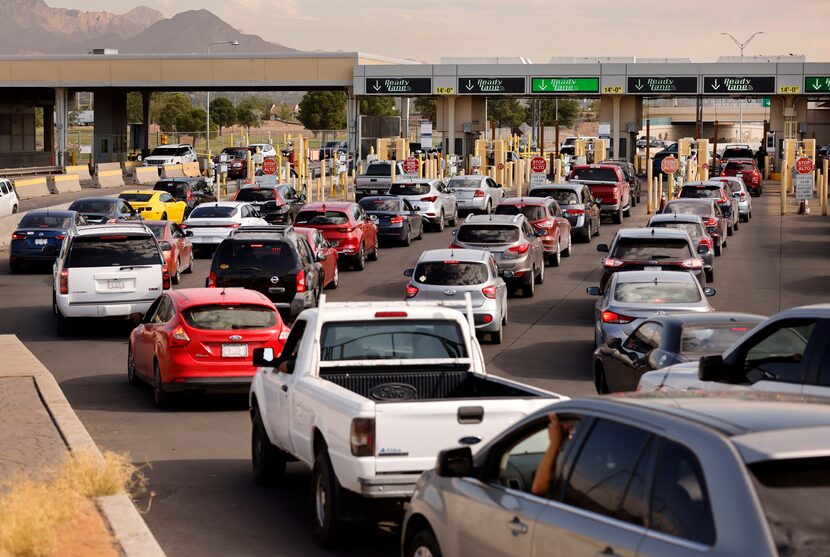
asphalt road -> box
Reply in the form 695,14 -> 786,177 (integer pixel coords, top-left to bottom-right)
0,184 -> 828,556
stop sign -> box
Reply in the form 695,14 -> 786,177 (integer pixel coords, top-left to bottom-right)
403,156 -> 419,174
497,162 -> 505,171
661,156 -> 679,174
261,158 -> 278,175
530,156 -> 547,173
795,157 -> 814,174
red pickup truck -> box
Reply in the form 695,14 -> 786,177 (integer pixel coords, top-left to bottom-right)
568,164 -> 632,223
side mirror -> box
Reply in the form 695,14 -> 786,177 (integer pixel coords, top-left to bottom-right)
158,241 -> 172,251
403,268 -> 414,277
435,447 -> 473,478
447,188 -> 455,194
698,354 -> 731,382
703,287 -> 716,297
698,245 -> 709,254
369,215 -> 379,223
501,269 -> 515,279
185,230 -> 194,237
586,286 -> 601,296
607,337 -> 623,350
253,347 -> 277,367
316,252 -> 327,262
412,206 -> 420,212
596,244 -> 609,253
451,229 -> 458,236
535,231 -> 547,238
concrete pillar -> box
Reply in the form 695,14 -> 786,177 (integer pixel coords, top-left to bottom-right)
141,90 -> 151,153
92,89 -> 128,164
447,96 -> 456,155
54,87 -> 68,167
346,89 -> 359,159
401,98 -> 410,139
612,95 -> 621,159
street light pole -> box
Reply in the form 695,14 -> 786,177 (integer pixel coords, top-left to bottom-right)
721,32 -> 763,142
206,40 -> 238,175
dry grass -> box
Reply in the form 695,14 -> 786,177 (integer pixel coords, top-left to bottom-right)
0,451 -> 146,557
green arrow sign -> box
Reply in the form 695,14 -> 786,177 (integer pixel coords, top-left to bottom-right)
805,76 -> 830,93
531,77 -> 599,94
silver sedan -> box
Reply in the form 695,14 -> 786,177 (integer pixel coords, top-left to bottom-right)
446,175 -> 505,214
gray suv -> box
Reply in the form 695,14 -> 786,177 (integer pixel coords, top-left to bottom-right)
402,393 -> 830,557
451,214 -> 545,297
404,248 -> 508,343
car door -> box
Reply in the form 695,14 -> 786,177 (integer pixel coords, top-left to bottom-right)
524,221 -> 543,269
402,198 -> 419,231
487,177 -> 503,205
160,192 -> 185,222
550,201 -> 570,243
133,296 -> 164,377
315,232 -> 336,284
606,322 -> 663,392
171,223 -> 192,269
0,180 -> 12,215
262,319 -> 307,453
355,205 -> 375,250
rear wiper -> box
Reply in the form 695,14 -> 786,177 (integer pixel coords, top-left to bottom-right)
119,265 -> 152,270
646,255 -> 674,260
235,266 -> 263,273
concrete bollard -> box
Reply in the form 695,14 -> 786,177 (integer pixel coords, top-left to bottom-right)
161,164 -> 185,179
95,163 -> 125,188
49,174 -> 81,194
14,176 -> 50,199
135,166 -> 160,185
65,164 -> 92,182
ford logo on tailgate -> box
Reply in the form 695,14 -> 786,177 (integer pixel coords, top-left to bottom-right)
370,383 -> 417,401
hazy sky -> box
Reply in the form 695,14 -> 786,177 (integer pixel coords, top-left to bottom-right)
47,0 -> 830,63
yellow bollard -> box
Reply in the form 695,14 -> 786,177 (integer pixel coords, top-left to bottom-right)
390,158 -> 397,185
823,159 -> 829,216
418,154 -> 424,179
506,162 -> 513,190
647,162 -> 654,214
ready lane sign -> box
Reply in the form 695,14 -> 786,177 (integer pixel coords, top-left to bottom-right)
531,77 -> 599,94
365,78 -> 432,95
627,77 -> 697,94
805,77 -> 830,93
459,77 -> 525,94
703,76 -> 775,95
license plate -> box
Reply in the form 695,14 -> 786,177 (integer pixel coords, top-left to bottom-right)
329,240 -> 340,247
35,239 -> 48,245
107,279 -> 125,290
645,266 -> 662,271
221,344 -> 248,358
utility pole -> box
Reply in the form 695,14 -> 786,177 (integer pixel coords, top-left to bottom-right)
721,31 -> 763,142
206,40 -> 238,176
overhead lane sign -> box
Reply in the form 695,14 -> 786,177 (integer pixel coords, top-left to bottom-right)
627,77 -> 697,94
365,78 -> 432,95
805,77 -> 830,93
458,77 -> 525,95
703,76 -> 775,95
531,77 -> 599,94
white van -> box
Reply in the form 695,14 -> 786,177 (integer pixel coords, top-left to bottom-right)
0,178 -> 20,217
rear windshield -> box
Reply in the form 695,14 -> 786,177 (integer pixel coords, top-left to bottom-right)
722,148 -> 754,159
150,147 -> 189,156
119,193 -> 154,203
214,241 -> 297,274
190,205 -> 237,219
19,214 -> 71,229
457,225 -> 520,244
365,163 -> 392,177
295,211 -> 349,225
725,161 -> 756,172
494,204 -> 547,221
749,457 -> 830,556
720,181 -> 744,194
614,282 -> 701,303
182,304 -> 278,330
69,199 -> 115,213
67,234 -> 159,268
359,198 -> 400,212
145,222 -> 167,238
222,148 -> 249,158
664,202 -> 711,217
570,168 -> 618,182
236,189 -> 277,202
649,222 -> 702,238
389,183 -> 431,196
448,178 -> 483,189
612,238 -> 692,259
680,322 -> 759,356
679,186 -> 722,199
320,320 -> 467,361
536,189 -> 579,205
153,181 -> 188,197
413,261 -> 488,286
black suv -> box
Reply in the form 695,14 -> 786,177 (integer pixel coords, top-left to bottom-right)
234,184 -> 305,225
207,226 -> 326,319
153,178 -> 216,216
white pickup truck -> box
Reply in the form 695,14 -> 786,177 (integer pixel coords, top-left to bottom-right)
249,296 -> 564,546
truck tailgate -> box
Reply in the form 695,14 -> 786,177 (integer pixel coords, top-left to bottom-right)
374,397 -> 555,473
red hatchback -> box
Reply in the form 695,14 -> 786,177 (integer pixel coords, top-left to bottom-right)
720,158 -> 762,195
294,226 -> 340,289
294,202 -> 379,271
493,197 -> 572,266
144,221 -> 193,285
127,288 -> 290,407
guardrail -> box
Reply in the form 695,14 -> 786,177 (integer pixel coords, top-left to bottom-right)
0,166 -> 63,178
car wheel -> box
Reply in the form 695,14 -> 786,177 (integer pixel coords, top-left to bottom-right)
12,204 -> 18,214
705,268 -> 714,283
311,449 -> 346,547
9,260 -> 21,273
54,295 -> 70,337
549,245 -> 561,267
522,270 -> 535,298
326,265 -> 340,289
367,239 -> 379,261
407,528 -> 443,557
160,212 -> 167,221
434,211 -> 445,232
484,200 -> 492,215
594,364 -> 610,395
448,207 -> 459,226
727,223 -> 734,236
153,360 -> 173,409
172,259 -> 181,285
127,345 -> 141,386
353,243 -> 366,271
416,221 -> 424,240
536,261 -> 545,284
612,208 -> 622,224
403,226 -> 412,246
562,234 -> 572,257
252,406 -> 286,485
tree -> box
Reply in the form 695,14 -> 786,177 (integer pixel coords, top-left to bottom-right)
68,111 -> 79,126
359,96 -> 397,116
127,92 -> 143,123
487,98 -> 527,128
175,108 -> 207,133
236,106 -> 262,133
151,93 -> 192,131
413,97 -> 436,124
209,97 -> 236,135
277,103 -> 294,121
539,98 -> 581,128
297,91 -> 346,131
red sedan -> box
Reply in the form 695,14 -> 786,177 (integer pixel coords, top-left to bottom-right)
128,288 -> 290,407
145,221 -> 194,285
294,226 -> 340,289
294,201 -> 379,271
494,197 -> 572,266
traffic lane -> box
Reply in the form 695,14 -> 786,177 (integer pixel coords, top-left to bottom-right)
20,184 -> 128,212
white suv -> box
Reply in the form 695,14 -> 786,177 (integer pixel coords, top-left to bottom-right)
52,223 -> 170,335
143,144 -> 198,167
0,178 -> 19,217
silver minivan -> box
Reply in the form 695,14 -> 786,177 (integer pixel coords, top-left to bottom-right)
404,248 -> 508,343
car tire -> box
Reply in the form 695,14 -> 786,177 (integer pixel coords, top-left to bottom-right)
536,261 -> 545,284
172,259 -> 181,285
727,223 -> 734,237
613,208 -> 623,224
9,260 -> 21,273
416,222 -> 424,240
562,235 -> 572,257
403,226 -> 412,246
311,449 -> 346,547
367,239 -> 379,261
705,268 -> 714,283
522,270 -> 535,298
549,245 -> 561,267
484,200 -> 492,215
594,364 -> 610,395
127,345 -> 141,386
448,207 -> 459,226
490,326 -> 503,345
326,265 -> 340,290
252,406 -> 286,485
54,297 -> 70,337
434,211 -> 445,232
153,360 -> 173,409
353,243 -> 366,271
161,212 -> 167,221
406,528 -> 443,557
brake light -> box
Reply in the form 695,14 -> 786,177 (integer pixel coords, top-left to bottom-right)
350,418 -> 375,457
482,285 -> 497,299
228,223 -> 241,229
168,324 -> 190,347
679,258 -> 702,269
162,264 -> 171,290
699,237 -> 712,250
296,269 -> 306,293
565,208 -> 585,215
59,269 -> 68,294
405,284 -> 419,298
56,234 -> 65,241
612,187 -> 620,199
11,232 -> 25,240
739,192 -> 747,201
421,196 -> 437,202
278,328 -> 291,342
207,271 -> 216,288
375,311 -> 408,317
389,216 -> 405,224
507,243 -> 530,255
180,223 -> 188,229
337,227 -> 354,233
604,258 -> 625,268
601,310 -> 634,324
473,189 -> 485,198
704,218 -> 718,227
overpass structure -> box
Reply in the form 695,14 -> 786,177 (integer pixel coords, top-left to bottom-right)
0,51 -> 828,167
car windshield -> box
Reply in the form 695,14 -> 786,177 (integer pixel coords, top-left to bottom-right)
69,199 -> 115,213
457,225 -> 520,244
448,179 -> 483,189
539,189 -> 579,204
722,148 -> 754,159
320,320 -> 467,361
182,304 -> 278,330
295,211 -> 349,225
190,205 -> 237,219
144,222 -> 167,238
720,181 -> 744,194
365,163 -> 392,177
150,147 -> 189,156
389,183 -> 431,196
612,238 -> 692,259
679,186 -> 722,199
214,241 -> 297,274
413,261 -> 488,286
570,168 -> 618,182
726,162 -> 756,172
119,193 -> 154,203
614,282 -> 701,303
66,234 -> 159,268
323,142 -> 340,148
749,457 -> 830,556
19,214 -> 71,229
153,181 -> 189,197
359,198 -> 400,212
680,322 -> 759,355
222,148 -> 249,158
664,202 -> 712,218
236,189 -> 277,202
649,222 -> 702,239
494,204 -> 547,221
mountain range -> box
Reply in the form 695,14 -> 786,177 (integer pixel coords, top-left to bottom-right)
0,0 -> 298,55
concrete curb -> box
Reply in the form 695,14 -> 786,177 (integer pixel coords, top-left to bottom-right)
0,335 -> 166,557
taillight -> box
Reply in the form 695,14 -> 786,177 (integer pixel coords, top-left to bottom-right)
699,237 -> 712,250
473,189 -> 485,198
680,258 -> 702,269
207,271 -> 216,288
740,192 -> 747,201
704,218 -> 718,227
405,284 -> 419,298
168,324 -> 190,347
296,269 -> 306,293
11,232 -> 26,240
506,243 -> 530,256
278,328 -> 291,342
421,196 -> 437,202
603,258 -> 625,268
565,208 -> 585,215
59,269 -> 68,294
482,285 -> 497,299
601,310 -> 634,324
162,264 -> 171,290
180,223 -> 188,229
56,234 -> 65,241
612,187 -> 620,199
228,223 -> 241,229
389,216 -> 405,224
350,418 -> 375,457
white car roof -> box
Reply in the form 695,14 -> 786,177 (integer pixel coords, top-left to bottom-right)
418,248 -> 490,263
74,223 -> 152,236
195,201 -> 246,208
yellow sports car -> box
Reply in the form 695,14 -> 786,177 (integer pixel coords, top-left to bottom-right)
118,190 -> 188,223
